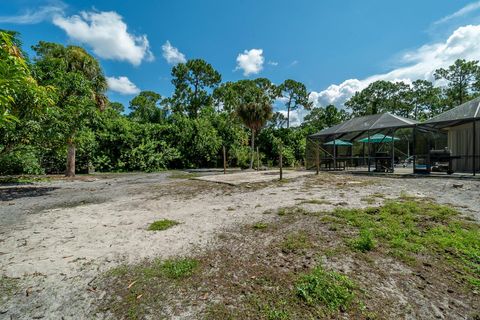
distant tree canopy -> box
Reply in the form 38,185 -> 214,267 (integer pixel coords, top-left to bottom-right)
1,30 -> 479,176
129,91 -> 166,124
278,79 -> 312,128
434,59 -> 480,107
170,59 -> 221,117
344,59 -> 480,119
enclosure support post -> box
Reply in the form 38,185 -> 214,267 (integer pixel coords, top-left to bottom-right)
279,143 -> 283,181
315,139 -> 320,175
362,142 -> 365,166
412,125 -> 417,174
391,129 -> 395,172
473,120 -> 477,176
223,146 -> 226,175
333,135 -> 337,170
367,131 -> 371,172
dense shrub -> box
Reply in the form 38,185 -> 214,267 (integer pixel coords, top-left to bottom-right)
0,148 -> 44,175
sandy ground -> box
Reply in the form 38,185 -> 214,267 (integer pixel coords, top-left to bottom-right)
194,169 -> 313,185
0,171 -> 479,319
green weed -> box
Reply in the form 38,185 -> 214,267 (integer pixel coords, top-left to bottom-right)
253,222 -> 268,230
148,219 -> 180,231
295,265 -> 356,311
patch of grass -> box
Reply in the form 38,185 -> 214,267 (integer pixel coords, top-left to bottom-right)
349,230 -> 376,252
107,265 -> 129,277
253,222 -> 268,230
260,302 -> 291,320
147,219 -> 180,231
330,200 -> 480,288
0,176 -> 52,184
99,258 -> 198,320
158,258 -> 199,279
168,171 -> 199,179
295,265 -> 356,312
277,206 -> 309,216
281,232 -> 311,253
0,276 -> 19,304
300,199 -> 331,205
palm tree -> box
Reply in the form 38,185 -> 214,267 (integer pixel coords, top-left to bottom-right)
235,82 -> 273,169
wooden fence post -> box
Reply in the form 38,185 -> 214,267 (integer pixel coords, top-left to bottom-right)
279,143 -> 283,181
315,140 -> 320,175
223,145 -> 226,175
257,146 -> 260,171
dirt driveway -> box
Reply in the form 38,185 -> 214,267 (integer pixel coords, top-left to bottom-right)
1,171 -> 479,319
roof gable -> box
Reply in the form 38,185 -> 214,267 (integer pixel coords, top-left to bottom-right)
423,96 -> 480,124
310,112 -> 418,138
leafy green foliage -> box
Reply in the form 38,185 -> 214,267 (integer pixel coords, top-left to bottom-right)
0,31 -> 54,125
32,41 -> 107,176
0,147 -> 44,175
148,219 -> 180,231
129,91 -> 166,124
295,265 -> 356,311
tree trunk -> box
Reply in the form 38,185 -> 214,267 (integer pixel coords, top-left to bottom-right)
287,106 -> 290,128
66,140 -> 76,177
250,129 -> 255,169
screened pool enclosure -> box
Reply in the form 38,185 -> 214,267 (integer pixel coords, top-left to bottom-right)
307,97 -> 480,176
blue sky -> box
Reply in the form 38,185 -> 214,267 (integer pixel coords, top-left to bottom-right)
2,1 -> 480,123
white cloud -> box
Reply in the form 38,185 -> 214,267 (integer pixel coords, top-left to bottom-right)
434,1 -> 480,25
162,40 -> 186,64
53,11 -> 153,66
107,76 -> 140,95
311,24 -> 480,108
278,109 -> 308,127
236,48 -> 264,76
0,3 -> 65,24
267,60 -> 278,66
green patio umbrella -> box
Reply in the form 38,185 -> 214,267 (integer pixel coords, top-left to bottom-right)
357,133 -> 399,143
323,139 -> 353,146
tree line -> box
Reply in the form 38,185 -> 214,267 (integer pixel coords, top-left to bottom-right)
1,30 -> 480,176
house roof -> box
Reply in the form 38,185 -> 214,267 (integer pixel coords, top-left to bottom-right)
310,112 -> 418,138
423,96 -> 480,125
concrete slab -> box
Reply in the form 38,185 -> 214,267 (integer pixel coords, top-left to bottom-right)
193,169 -> 314,185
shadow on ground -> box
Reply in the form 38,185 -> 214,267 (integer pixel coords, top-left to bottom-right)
0,186 -> 58,202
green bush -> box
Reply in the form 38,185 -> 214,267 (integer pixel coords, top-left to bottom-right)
0,148 -> 44,175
